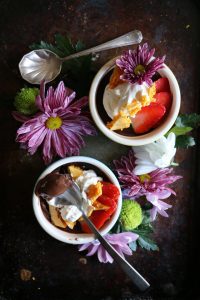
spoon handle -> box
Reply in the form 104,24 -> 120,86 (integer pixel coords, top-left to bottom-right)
81,213 -> 150,292
61,30 -> 142,62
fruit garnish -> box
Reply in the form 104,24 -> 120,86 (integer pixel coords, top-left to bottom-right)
101,182 -> 120,202
81,192 -> 117,233
120,100 -> 142,117
65,220 -> 76,230
87,181 -> 102,203
106,111 -> 131,131
97,195 -> 117,216
49,205 -> 68,228
80,210 -> 109,233
131,103 -> 166,134
68,165 -> 83,179
155,77 -> 170,93
109,66 -> 124,89
155,92 -> 172,111
92,200 -> 110,211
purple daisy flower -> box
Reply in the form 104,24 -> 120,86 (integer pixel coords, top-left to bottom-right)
113,150 -> 181,199
113,150 -> 181,218
15,81 -> 96,164
78,232 -> 138,263
146,191 -> 172,221
116,43 -> 165,86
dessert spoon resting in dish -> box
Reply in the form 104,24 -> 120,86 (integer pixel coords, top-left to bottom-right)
47,177 -> 150,292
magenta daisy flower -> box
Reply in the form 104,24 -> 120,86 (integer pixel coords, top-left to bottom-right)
78,232 -> 138,263
113,150 -> 181,198
15,81 -> 96,164
116,43 -> 165,86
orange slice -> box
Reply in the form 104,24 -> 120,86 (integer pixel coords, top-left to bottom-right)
109,66 -> 124,89
87,181 -> 102,203
68,165 -> 83,179
49,205 -> 67,228
106,112 -> 131,131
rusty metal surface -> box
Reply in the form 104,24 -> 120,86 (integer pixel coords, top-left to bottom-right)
0,0 -> 200,299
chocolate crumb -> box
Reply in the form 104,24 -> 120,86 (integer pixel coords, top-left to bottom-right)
20,269 -> 32,281
79,257 -> 87,265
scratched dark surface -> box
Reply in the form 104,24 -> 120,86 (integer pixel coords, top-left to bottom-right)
0,0 -> 200,299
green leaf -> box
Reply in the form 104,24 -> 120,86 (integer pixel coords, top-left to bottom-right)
175,113 -> 200,129
141,210 -> 152,225
30,40 -> 60,55
167,125 -> 192,136
75,40 -> 86,52
132,213 -> 158,251
133,224 -> 153,237
110,220 -> 121,234
176,135 -> 195,148
137,236 -> 159,251
129,241 -> 137,251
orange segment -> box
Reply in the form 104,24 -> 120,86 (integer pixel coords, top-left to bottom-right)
87,181 -> 102,203
68,165 -> 83,179
92,200 -> 110,211
65,220 -> 76,229
106,112 -> 131,131
49,205 -> 67,228
109,66 -> 124,89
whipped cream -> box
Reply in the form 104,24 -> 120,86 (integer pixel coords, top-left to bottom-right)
60,205 -> 82,222
103,82 -> 151,119
48,169 -> 102,223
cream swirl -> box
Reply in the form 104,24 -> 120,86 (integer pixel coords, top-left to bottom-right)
103,82 -> 152,119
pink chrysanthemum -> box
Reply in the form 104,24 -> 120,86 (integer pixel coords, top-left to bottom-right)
113,150 -> 181,198
15,81 -> 96,164
78,232 -> 138,263
113,150 -> 182,219
116,43 -> 165,86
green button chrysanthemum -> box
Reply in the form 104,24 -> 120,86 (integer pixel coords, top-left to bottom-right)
14,87 -> 39,115
120,200 -> 142,230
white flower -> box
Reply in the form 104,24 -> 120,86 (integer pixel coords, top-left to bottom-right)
132,132 -> 176,175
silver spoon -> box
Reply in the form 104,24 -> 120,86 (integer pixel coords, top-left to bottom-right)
51,180 -> 150,292
19,30 -> 143,85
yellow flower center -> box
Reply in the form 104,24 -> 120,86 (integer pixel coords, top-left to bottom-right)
45,116 -> 62,130
139,174 -> 151,183
134,64 -> 145,75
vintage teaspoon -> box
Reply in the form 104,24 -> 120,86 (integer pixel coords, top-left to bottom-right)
19,30 -> 142,84
51,179 -> 150,292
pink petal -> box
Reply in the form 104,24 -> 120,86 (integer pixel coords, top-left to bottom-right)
12,111 -> 31,123
86,244 -> 99,256
78,243 -> 91,252
51,130 -> 66,158
35,95 -> 44,112
42,130 -> 53,164
28,126 -> 47,148
97,246 -> 113,263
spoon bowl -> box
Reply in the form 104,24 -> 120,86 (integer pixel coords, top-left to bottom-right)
19,49 -> 62,84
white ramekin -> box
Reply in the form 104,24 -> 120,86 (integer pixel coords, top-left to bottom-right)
33,156 -> 122,244
89,57 -> 181,146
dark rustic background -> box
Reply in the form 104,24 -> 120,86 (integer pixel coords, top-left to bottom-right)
0,0 -> 200,299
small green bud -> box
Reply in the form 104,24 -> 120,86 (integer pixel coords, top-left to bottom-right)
120,200 -> 142,230
14,87 -> 39,115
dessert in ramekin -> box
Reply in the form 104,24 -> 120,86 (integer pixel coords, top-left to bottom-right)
89,43 -> 181,146
33,156 -> 122,244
